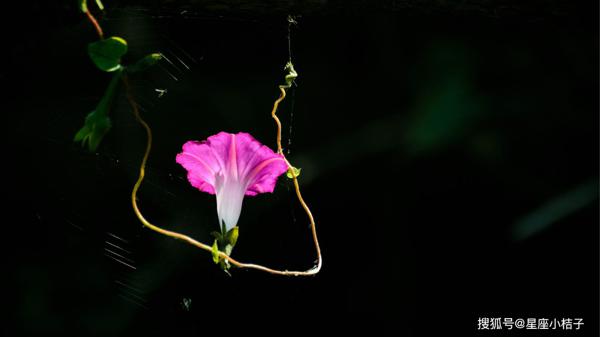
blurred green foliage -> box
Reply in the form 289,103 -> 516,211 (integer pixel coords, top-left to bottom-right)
512,179 -> 598,240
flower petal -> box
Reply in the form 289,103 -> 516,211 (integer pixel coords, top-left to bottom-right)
226,132 -> 289,196
244,156 -> 288,196
215,173 -> 246,231
175,140 -> 222,194
204,131 -> 235,176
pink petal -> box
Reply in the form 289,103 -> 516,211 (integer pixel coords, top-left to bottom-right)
233,132 -> 288,196
244,155 -> 289,196
175,141 -> 222,194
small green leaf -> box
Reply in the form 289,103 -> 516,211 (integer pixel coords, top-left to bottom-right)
226,226 -> 239,247
80,0 -> 103,12
126,53 -> 162,73
88,37 -> 128,72
210,231 -> 223,241
286,166 -> 301,179
221,221 -> 228,238
280,61 -> 298,89
94,0 -> 104,10
211,239 -> 220,264
74,111 -> 111,151
79,0 -> 88,12
224,244 -> 233,256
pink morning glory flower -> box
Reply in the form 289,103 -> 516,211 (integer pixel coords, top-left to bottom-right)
176,131 -> 288,231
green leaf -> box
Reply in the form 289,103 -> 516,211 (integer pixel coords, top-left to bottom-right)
280,61 -> 298,89
126,53 -> 162,73
88,37 -> 128,72
286,166 -> 301,179
226,226 -> 239,247
74,111 -> 111,152
211,239 -> 220,264
221,221 -> 228,238
80,0 -> 103,12
210,231 -> 223,241
224,244 -> 233,256
94,0 -> 104,10
74,70 -> 122,151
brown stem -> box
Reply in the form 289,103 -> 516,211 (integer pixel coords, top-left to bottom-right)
85,9 -> 104,39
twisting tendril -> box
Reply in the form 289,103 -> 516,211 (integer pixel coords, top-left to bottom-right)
82,6 -> 322,276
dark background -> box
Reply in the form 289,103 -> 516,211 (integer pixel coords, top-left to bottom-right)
5,1 -> 598,335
